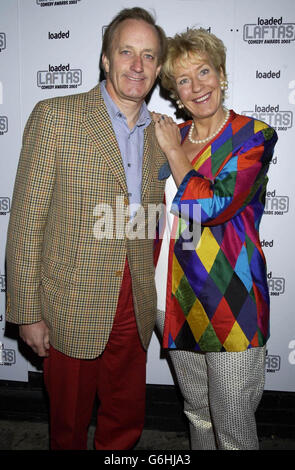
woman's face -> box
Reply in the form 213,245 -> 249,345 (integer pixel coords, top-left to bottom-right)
173,52 -> 224,120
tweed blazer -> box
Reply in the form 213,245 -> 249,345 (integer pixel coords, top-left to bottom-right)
6,84 -> 166,359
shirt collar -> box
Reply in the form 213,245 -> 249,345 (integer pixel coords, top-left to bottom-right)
100,80 -> 151,129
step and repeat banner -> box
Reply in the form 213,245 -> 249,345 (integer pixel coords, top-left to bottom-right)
0,0 -> 294,391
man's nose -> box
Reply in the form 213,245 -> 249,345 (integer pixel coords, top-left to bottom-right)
131,55 -> 144,72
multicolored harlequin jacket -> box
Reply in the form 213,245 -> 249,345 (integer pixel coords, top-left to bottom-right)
160,111 -> 278,353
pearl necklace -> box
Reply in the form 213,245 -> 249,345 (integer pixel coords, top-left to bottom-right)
188,108 -> 230,145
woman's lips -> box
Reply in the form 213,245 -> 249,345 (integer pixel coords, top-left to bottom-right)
193,92 -> 211,103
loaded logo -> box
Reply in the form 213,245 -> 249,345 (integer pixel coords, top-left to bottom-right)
267,271 -> 285,296
0,273 -> 5,293
261,239 -> 274,248
256,69 -> 281,79
37,63 -> 82,89
48,30 -> 70,40
37,0 -> 81,6
0,197 -> 10,215
265,353 -> 281,373
242,105 -> 293,131
243,17 -> 295,44
0,343 -> 16,366
0,33 -> 6,52
0,116 -> 8,135
264,189 -> 289,215
269,155 -> 278,165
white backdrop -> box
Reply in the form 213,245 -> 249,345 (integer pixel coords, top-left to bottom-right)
0,0 -> 294,391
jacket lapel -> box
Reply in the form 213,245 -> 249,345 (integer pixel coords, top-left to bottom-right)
81,85 -> 128,195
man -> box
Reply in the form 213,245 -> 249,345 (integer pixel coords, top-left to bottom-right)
5,7 -> 167,450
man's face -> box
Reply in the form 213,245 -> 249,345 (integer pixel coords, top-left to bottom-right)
102,19 -> 161,107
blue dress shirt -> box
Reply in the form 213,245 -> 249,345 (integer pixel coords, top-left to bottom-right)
100,80 -> 151,216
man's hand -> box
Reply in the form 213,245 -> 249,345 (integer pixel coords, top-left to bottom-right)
19,320 -> 50,357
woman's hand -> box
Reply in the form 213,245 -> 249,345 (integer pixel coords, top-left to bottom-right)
151,112 -> 192,187
151,112 -> 182,154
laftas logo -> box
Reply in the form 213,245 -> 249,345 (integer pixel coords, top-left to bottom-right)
242,105 -> 293,131
0,273 -> 5,293
37,0 -> 81,6
265,352 -> 281,373
0,197 -> 11,215
0,33 -> 6,52
37,63 -> 82,90
244,16 -> 295,44
0,343 -> 16,366
264,189 -> 289,216
267,271 -> 285,296
0,116 -> 8,135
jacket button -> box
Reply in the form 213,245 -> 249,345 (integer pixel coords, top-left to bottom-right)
115,270 -> 123,277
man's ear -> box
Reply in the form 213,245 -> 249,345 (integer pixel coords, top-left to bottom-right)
156,64 -> 162,78
102,54 -> 110,74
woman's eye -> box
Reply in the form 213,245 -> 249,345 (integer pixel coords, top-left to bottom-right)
200,68 -> 210,76
178,78 -> 188,85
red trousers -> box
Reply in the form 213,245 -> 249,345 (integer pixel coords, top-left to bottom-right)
43,261 -> 147,450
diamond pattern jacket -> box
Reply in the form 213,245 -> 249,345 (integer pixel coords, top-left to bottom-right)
161,111 -> 278,352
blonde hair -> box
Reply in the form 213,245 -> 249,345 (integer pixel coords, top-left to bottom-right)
161,28 -> 227,100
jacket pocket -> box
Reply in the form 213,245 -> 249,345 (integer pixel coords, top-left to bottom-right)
41,257 -> 77,285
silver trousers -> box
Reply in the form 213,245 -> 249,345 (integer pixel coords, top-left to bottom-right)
156,309 -> 266,450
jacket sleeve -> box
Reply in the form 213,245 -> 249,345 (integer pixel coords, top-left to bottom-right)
5,100 -> 56,324
171,126 -> 278,226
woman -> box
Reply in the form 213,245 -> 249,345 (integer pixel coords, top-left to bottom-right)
153,28 -> 278,450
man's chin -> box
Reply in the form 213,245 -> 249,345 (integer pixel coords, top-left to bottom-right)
122,82 -> 150,100
122,90 -> 147,103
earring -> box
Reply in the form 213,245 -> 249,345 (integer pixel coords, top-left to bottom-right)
176,99 -> 184,109
220,79 -> 228,91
